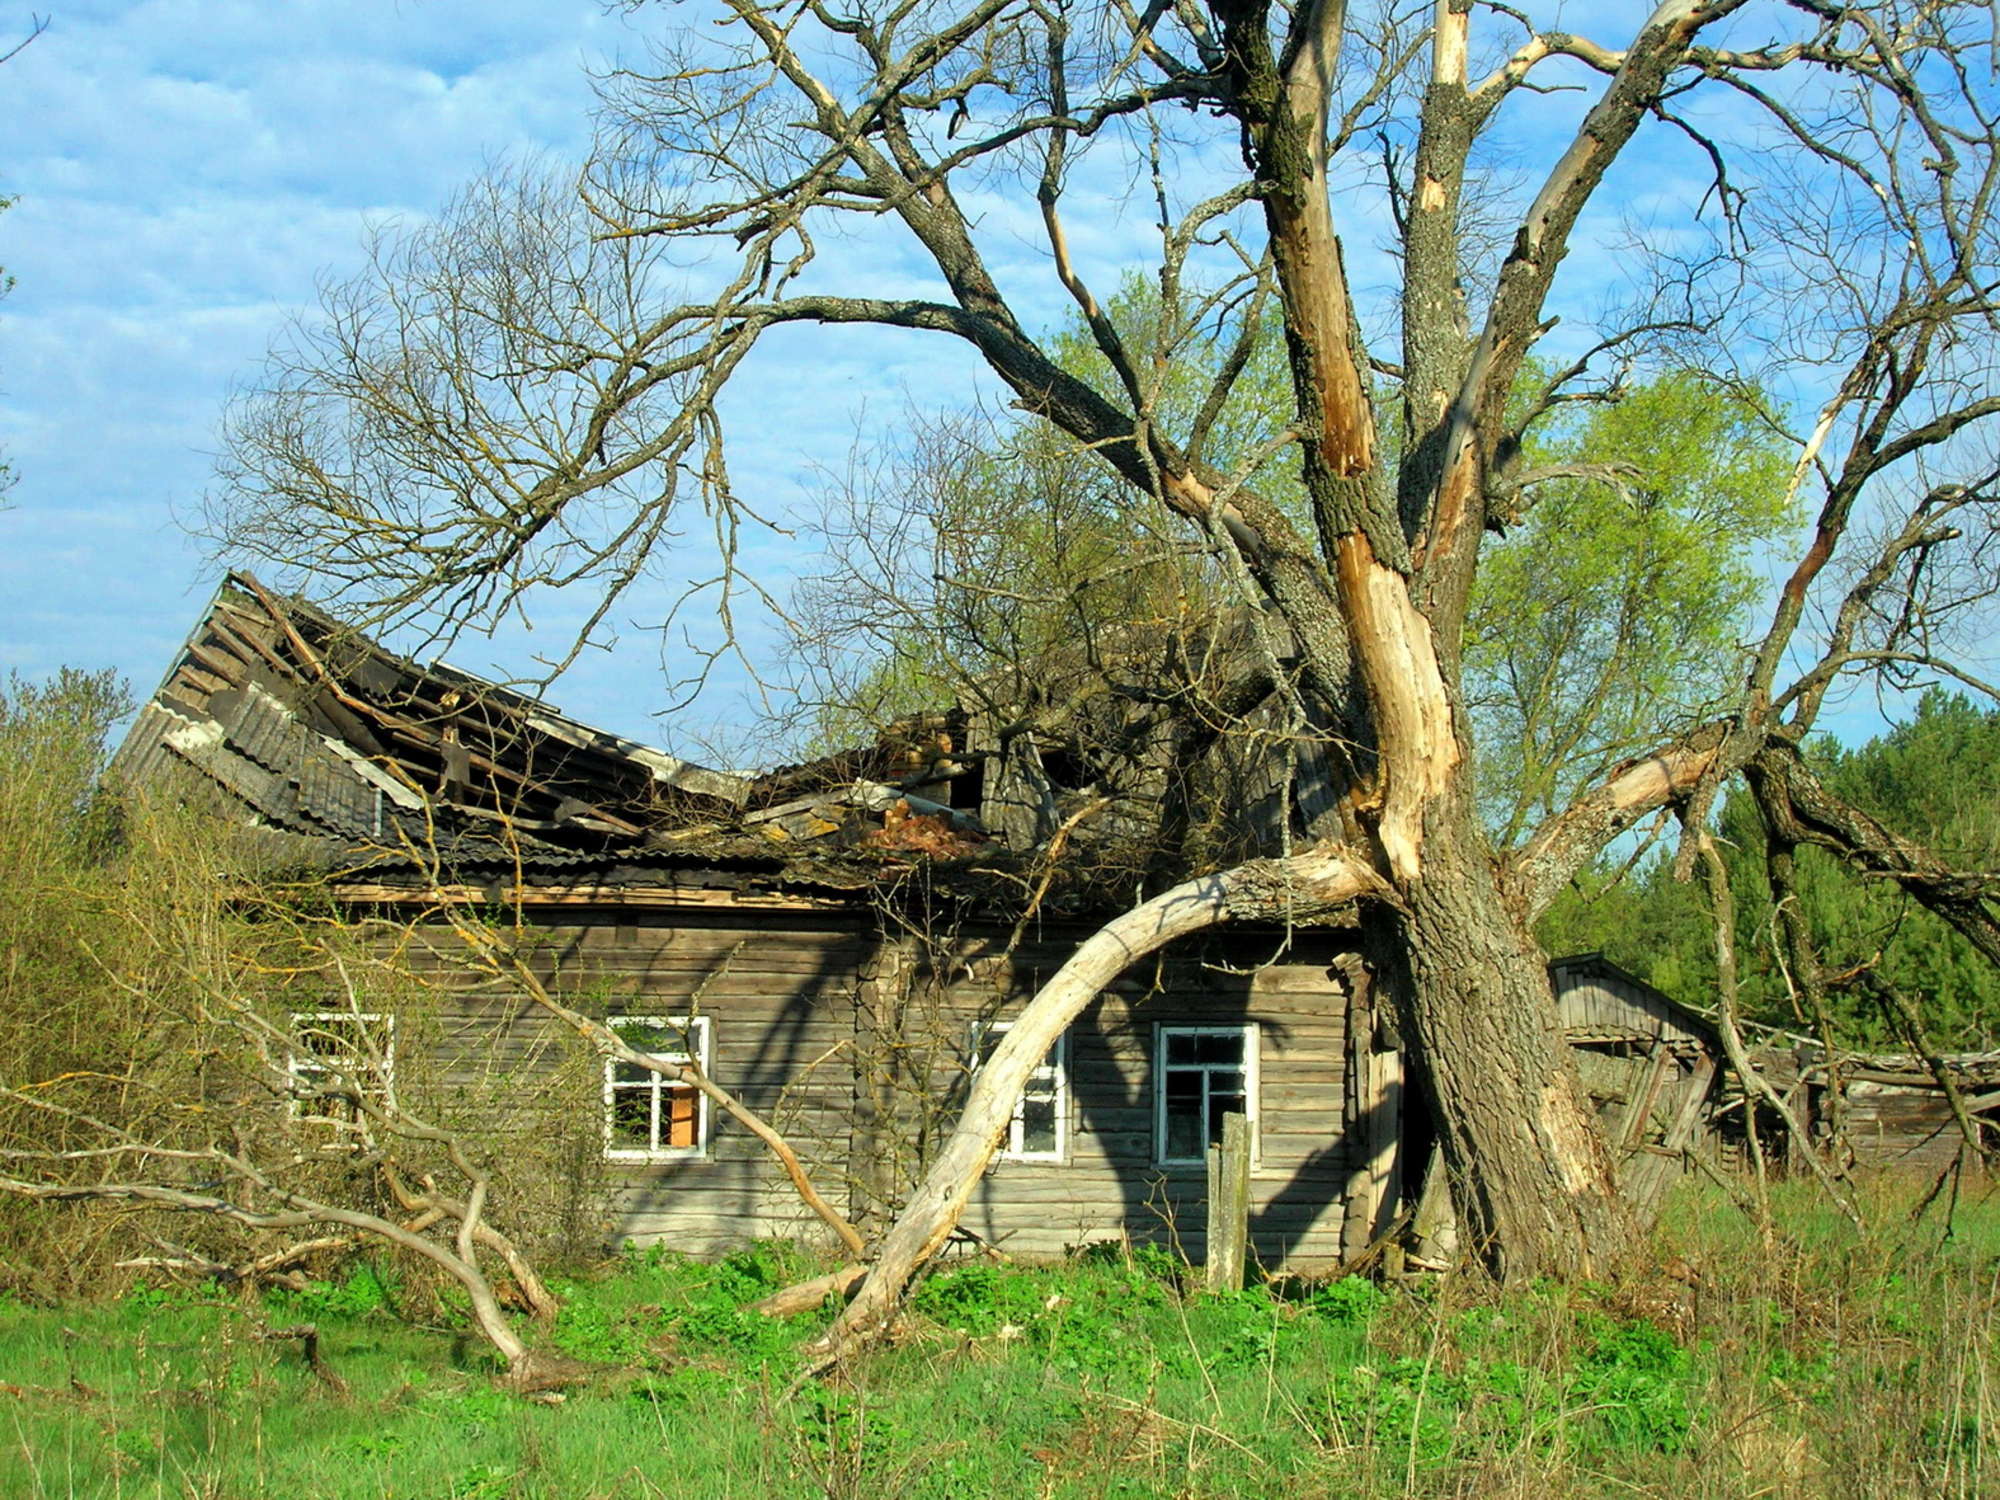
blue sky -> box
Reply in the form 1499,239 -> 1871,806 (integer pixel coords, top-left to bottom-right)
0,1 -> 921,754
0,0 -> 1204,757
2,4 -> 609,705
0,2 -> 1972,765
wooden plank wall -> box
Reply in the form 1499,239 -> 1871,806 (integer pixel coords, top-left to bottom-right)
407,909 -> 875,1257
1554,970 -> 1719,1202
923,928 -> 1358,1271
576,914 -> 873,1254
406,910 -> 1364,1270
1340,960 -> 1404,1262
1840,1084 -> 1967,1172
1555,971 -> 1710,1049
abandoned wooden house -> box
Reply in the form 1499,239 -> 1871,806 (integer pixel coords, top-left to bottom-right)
110,574 -> 1724,1271
1741,1034 -> 2000,1172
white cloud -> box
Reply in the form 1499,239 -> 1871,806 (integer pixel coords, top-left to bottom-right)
0,1 -> 628,715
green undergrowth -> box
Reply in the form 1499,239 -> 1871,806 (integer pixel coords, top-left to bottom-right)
1,1176 -> 1996,1497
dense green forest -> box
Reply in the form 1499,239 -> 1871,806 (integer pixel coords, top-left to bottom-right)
1538,691 -> 2000,1049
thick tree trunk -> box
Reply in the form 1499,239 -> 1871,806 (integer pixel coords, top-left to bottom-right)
1381,790 -> 1633,1282
1197,4 -> 1630,1287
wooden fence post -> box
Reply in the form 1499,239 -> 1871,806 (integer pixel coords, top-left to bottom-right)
1205,1111 -> 1251,1293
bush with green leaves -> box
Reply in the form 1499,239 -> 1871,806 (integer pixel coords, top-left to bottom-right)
0,665 -> 606,1371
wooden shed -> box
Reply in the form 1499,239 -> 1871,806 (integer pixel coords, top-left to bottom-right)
1550,953 -> 1721,1207
1747,1040 -> 2000,1172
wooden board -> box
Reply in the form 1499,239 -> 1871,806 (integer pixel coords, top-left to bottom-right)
402,911 -> 1362,1268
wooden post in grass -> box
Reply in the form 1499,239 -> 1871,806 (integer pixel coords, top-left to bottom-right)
1205,1111 -> 1251,1293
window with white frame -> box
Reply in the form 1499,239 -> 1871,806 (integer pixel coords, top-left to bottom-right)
604,1017 -> 711,1161
1155,1025 -> 1257,1164
288,1012 -> 394,1126
973,1022 -> 1068,1161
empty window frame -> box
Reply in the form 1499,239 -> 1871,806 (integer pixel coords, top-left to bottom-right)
973,1022 -> 1069,1162
1155,1025 -> 1257,1165
604,1017 -> 711,1161
288,1012 -> 395,1126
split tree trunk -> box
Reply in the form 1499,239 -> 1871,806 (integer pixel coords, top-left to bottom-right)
1380,788 -> 1632,1280
1200,0 -> 1631,1284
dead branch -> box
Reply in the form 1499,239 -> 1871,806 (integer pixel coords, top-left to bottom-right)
751,1263 -> 868,1319
1696,834 -> 1862,1230
813,845 -> 1385,1360
116,1233 -> 357,1293
257,1323 -> 350,1396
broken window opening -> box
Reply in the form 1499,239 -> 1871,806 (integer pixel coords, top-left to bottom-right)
974,1021 -> 1069,1162
1156,1024 -> 1257,1165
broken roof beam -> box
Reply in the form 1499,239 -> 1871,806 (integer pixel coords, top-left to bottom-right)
230,572 -> 749,824
523,713 -> 750,810
742,781 -> 985,837
228,576 -> 652,837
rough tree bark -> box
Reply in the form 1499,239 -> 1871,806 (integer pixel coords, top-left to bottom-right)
1383,790 -> 1633,1281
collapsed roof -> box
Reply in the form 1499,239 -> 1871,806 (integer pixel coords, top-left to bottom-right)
111,573 -> 995,887
110,573 -> 1350,910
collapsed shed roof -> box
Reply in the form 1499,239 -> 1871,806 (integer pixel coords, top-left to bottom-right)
109,574 -> 1362,920
108,574 -> 1005,897
1550,952 -> 1720,1054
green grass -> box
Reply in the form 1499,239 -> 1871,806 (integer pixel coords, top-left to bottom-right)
1,1175 -> 1996,1497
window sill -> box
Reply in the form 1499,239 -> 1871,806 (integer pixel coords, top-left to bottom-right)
1151,1159 -> 1268,1174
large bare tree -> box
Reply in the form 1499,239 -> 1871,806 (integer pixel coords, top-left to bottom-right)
214,0 -> 2000,1341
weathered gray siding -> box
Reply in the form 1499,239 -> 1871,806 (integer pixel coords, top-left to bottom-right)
938,929 -> 1357,1270
574,914 -> 874,1253
1550,956 -> 1720,1206
404,906 -> 1364,1269
1826,1080 -> 1968,1172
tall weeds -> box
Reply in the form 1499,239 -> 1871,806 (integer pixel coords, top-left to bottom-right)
0,670 -> 604,1314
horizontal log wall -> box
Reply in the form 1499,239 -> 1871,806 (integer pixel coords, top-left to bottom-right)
1838,1083 -> 1970,1172
397,909 -> 873,1256
576,915 -> 872,1254
921,927 -> 1359,1270
398,909 -> 1365,1269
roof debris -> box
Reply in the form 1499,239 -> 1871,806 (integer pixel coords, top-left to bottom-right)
111,573 -> 1356,918
110,573 -> 991,891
